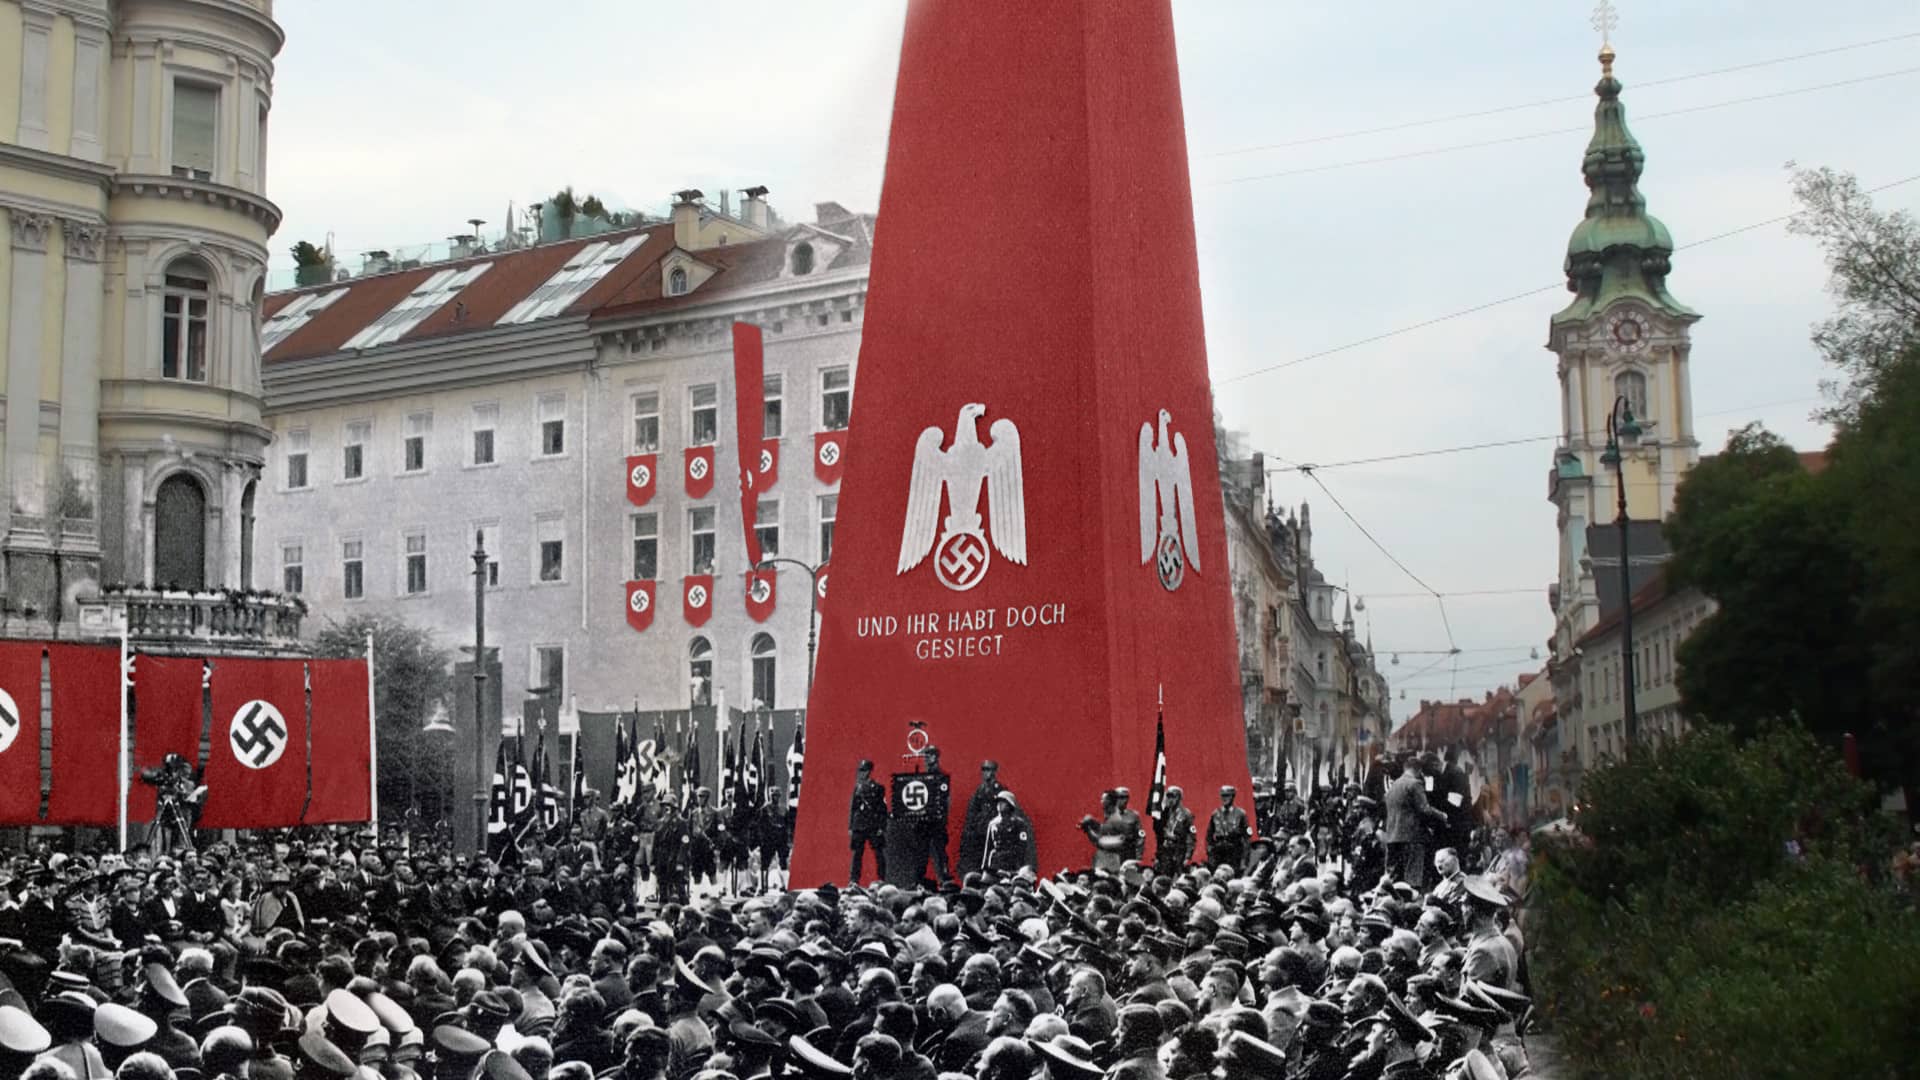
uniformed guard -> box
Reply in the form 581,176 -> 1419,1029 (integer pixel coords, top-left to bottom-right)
957,760 -> 1006,877
1154,786 -> 1196,875
913,747 -> 956,888
652,801 -> 691,905
847,761 -> 889,885
1207,785 -> 1251,871
981,792 -> 1034,875
687,789 -> 718,891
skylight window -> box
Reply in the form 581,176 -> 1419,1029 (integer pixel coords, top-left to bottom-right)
260,288 -> 347,353
343,264 -> 491,350
497,235 -> 645,325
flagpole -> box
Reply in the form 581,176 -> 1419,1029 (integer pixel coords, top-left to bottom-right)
366,632 -> 379,837
117,624 -> 130,853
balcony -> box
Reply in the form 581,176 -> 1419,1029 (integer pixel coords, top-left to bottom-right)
76,586 -> 307,654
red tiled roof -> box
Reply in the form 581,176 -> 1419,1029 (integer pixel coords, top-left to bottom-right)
1574,571 -> 1673,650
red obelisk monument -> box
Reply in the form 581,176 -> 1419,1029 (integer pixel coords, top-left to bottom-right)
788,0 -> 1252,885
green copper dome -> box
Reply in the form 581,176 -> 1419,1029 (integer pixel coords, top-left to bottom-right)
1554,50 -> 1697,327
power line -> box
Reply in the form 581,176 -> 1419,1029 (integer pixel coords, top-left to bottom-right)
1205,31 -> 1920,158
1214,66 -> 1920,185
1299,468 -> 1457,654
1216,173 -> 1920,384
1363,588 -> 1545,600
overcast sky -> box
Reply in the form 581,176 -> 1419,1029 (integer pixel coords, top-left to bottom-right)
267,2 -> 1920,721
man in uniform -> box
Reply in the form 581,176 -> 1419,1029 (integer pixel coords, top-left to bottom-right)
981,792 -> 1033,876
652,800 -> 690,905
1206,786 -> 1251,871
687,789 -> 718,893
1154,786 -> 1196,875
847,761 -> 889,886
908,747 -> 955,888
957,761 -> 1006,878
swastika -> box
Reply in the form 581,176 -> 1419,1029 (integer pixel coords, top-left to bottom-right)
750,578 -> 771,603
687,584 -> 709,608
818,440 -> 841,466
229,700 -> 288,770
0,688 -> 19,755
816,574 -> 829,600
759,449 -> 774,473
901,780 -> 928,812
689,456 -> 710,480
629,589 -> 651,613
630,463 -> 652,488
935,532 -> 990,592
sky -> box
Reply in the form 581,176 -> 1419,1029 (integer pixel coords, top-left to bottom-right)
265,2 -> 1920,721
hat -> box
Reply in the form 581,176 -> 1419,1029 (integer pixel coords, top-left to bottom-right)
142,963 -> 189,1009
1214,1030 -> 1287,1073
1461,876 -> 1510,908
1112,787 -> 1131,799
786,1033 -> 853,1078
1302,1000 -> 1345,1030
477,1049 -> 532,1080
94,1001 -> 159,1048
1219,785 -> 1236,796
322,989 -> 381,1037
0,1004 -> 51,1054
1366,994 -> 1433,1046
753,998 -> 803,1032
672,957 -> 718,1000
431,1024 -> 491,1061
364,991 -> 412,1034
1030,1035 -> 1102,1079
297,1031 -> 358,1077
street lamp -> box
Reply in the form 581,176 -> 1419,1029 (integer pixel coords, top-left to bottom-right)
471,530 -> 490,854
1599,395 -> 1643,746
754,556 -> 825,702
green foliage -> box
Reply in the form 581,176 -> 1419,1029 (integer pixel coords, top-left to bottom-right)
311,612 -> 454,826
550,187 -> 579,238
1533,728 -> 1919,1079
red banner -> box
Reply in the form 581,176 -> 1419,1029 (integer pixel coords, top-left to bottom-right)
45,644 -> 121,826
685,446 -> 715,499
128,654 -> 205,823
760,438 -> 781,489
0,642 -> 43,824
304,659 -> 371,824
626,454 -> 657,507
734,324 -> 766,569
745,569 -> 777,623
683,575 -> 714,627
626,580 -> 656,632
813,431 -> 845,485
203,658 -> 308,829
815,563 -> 830,610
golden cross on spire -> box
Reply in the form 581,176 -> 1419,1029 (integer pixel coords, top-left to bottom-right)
1591,0 -> 1619,74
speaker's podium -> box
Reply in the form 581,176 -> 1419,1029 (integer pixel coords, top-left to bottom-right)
884,769 -> 953,888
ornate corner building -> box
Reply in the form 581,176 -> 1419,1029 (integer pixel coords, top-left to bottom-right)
0,0 -> 286,642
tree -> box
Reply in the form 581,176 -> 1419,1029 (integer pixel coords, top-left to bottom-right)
579,194 -> 608,222
550,187 -> 579,239
290,240 -> 332,287
311,613 -> 455,830
1787,165 -> 1920,424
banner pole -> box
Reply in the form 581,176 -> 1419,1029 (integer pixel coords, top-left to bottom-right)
366,632 -> 378,836
117,626 -> 130,853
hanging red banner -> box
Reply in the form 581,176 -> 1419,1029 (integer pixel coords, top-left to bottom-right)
128,654 -> 205,823
304,659 -> 371,825
759,438 -> 781,489
202,658 -> 309,829
0,642 -> 43,825
626,454 -> 657,507
685,446 -> 715,499
734,324 -> 766,569
626,580 -> 656,632
815,562 -> 830,610
745,568 -> 777,623
683,574 -> 714,627
813,431 -> 845,485
45,644 -> 121,826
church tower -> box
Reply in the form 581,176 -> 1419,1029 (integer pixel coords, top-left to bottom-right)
1546,34 -> 1701,661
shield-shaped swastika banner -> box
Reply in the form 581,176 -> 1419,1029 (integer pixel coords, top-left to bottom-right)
203,658 -> 308,828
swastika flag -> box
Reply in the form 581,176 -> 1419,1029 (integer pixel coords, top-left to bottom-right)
304,659 -> 371,824
203,657 -> 309,828
0,642 -> 43,825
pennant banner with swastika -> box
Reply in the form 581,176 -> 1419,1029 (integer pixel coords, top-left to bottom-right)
0,641 -> 44,824
203,657 -> 309,828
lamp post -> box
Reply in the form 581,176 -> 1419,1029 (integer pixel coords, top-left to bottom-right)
754,556 -> 824,702
1599,395 -> 1643,747
471,530 -> 490,854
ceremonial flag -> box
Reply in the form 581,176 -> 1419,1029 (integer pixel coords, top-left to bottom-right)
486,739 -> 511,857
680,721 -> 700,811
720,724 -> 737,811
539,740 -> 564,840
508,733 -> 539,853
305,659 -> 372,824
733,322 -> 766,569
1145,714 -> 1169,839
650,715 -> 672,796
613,716 -> 638,808
0,642 -> 43,825
786,723 -> 805,809
45,644 -> 122,826
202,657 -> 308,829
745,722 -> 763,808
569,735 -> 587,823
126,654 -> 203,823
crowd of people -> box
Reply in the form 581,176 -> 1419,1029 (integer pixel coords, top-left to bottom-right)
0,744 -> 1537,1080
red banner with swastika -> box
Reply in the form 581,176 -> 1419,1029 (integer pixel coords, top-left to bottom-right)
127,654 -> 205,823
0,642 -> 43,824
304,659 -> 370,824
45,644 -> 121,826
203,657 -> 308,828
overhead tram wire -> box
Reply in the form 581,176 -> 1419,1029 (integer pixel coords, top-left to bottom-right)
1216,173 -> 1920,385
1205,30 -> 1920,158
1214,66 -> 1920,185
1297,467 -> 1458,654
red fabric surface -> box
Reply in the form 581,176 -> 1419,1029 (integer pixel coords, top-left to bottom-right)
45,644 -> 122,826
127,654 -> 205,822
304,659 -> 371,824
203,658 -> 308,828
684,447 -> 714,499
760,438 -> 781,489
813,432 -> 845,485
0,642 -> 44,824
787,0 -> 1251,886
626,581 -> 656,632
745,569 -> 776,623
683,575 -> 713,628
626,454 -> 657,507
733,323 -> 766,568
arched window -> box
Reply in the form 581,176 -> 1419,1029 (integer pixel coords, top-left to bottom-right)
1614,370 -> 1648,421
750,633 -> 776,709
161,258 -> 212,382
239,480 -> 257,588
153,473 -> 207,589
668,266 -> 688,296
790,242 -> 814,276
689,636 -> 713,705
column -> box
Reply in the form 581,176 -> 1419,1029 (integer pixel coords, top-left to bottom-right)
59,218 -> 105,544
6,211 -> 52,523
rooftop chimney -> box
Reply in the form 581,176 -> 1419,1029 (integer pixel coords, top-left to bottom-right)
361,249 -> 392,276
448,235 -> 478,260
742,185 -> 771,231
671,189 -> 704,249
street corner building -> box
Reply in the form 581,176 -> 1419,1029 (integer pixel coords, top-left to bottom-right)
787,0 -> 1255,886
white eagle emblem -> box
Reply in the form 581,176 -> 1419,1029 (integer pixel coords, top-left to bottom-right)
897,403 -> 1027,592
1138,408 -> 1201,591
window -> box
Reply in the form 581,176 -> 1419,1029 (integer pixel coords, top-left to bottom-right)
1614,370 -> 1648,421
818,494 -> 838,562
535,515 -> 564,583
281,543 -> 304,595
343,264 -> 491,350
260,289 -> 346,354
631,513 -> 658,580
403,531 -> 428,595
763,375 -> 784,438
755,498 -> 780,558
153,475 -> 207,589
533,645 -> 565,697
668,266 -> 688,296
689,638 -> 713,705
342,539 -> 364,600
285,429 -> 310,489
497,236 -> 644,324
632,392 -> 661,452
475,522 -> 501,587
790,243 -> 814,276
821,367 -> 851,430
342,420 -> 370,480
751,633 -> 777,709
689,384 -> 718,446
537,393 -> 566,456
161,262 -> 211,382
403,412 -> 431,473
171,81 -> 217,180
471,403 -> 497,465
690,507 -> 716,574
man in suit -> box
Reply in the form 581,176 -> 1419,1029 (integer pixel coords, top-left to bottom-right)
176,867 -> 223,942
1438,746 -> 1477,866
923,983 -> 990,1073
1384,755 -> 1449,889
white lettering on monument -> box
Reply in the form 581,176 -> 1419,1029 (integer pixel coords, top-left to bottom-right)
854,600 -> 1069,663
